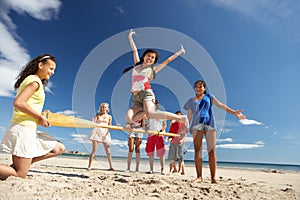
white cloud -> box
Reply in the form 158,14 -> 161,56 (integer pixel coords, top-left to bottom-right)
255,140 -> 265,145
0,0 -> 62,97
239,119 -> 263,125
184,136 -> 194,143
216,143 -> 264,149
218,128 -> 234,134
217,138 -> 233,143
71,133 -> 87,138
115,6 -> 125,14
111,139 -> 128,147
56,110 -> 77,116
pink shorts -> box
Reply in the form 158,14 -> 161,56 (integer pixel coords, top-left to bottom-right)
145,135 -> 166,157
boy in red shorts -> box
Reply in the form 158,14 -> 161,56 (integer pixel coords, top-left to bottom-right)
145,100 -> 167,175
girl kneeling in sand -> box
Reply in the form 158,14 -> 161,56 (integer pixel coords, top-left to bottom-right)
0,54 -> 65,180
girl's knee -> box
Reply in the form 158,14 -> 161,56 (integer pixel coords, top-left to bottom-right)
135,149 -> 140,154
53,143 -> 65,155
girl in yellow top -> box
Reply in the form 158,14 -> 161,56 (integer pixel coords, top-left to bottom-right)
0,54 -> 65,180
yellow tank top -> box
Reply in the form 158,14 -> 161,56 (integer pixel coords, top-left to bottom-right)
10,75 -> 45,127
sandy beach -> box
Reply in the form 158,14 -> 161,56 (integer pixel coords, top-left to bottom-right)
0,153 -> 299,200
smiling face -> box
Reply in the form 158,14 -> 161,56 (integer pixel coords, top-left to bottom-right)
99,103 -> 109,114
37,59 -> 56,80
143,52 -> 157,66
194,81 -> 206,95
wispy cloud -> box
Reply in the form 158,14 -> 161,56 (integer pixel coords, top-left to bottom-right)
217,138 -> 233,143
0,0 -> 62,97
56,110 -> 77,116
71,133 -> 90,144
208,0 -> 300,41
281,133 -> 296,140
239,119 -> 263,125
115,6 -> 125,14
217,142 -> 264,149
0,126 -> 6,138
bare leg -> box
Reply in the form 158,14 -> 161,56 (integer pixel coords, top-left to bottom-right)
0,155 -> 33,180
206,130 -> 218,184
148,155 -> 154,173
0,163 -> 17,180
169,160 -> 177,173
88,140 -> 98,170
127,138 -> 134,171
192,130 -> 204,183
160,156 -> 165,174
31,142 -> 65,163
180,160 -> 185,175
143,100 -> 181,121
126,105 -> 143,123
104,143 -> 114,170
135,138 -> 142,172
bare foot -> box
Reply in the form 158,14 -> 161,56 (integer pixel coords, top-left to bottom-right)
109,167 -> 115,171
192,177 -> 202,183
87,167 -> 91,171
211,178 -> 219,184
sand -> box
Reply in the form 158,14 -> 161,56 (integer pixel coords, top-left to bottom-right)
0,153 -> 299,200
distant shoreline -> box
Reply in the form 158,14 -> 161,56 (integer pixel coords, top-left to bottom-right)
59,153 -> 300,173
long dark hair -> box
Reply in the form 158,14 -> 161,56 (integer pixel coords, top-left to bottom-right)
14,54 -> 56,89
123,49 -> 159,73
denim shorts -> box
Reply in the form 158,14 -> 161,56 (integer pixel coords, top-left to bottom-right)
128,132 -> 143,139
191,123 -> 215,137
132,90 -> 155,107
192,123 -> 215,131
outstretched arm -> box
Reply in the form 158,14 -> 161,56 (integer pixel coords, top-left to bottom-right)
154,45 -> 185,73
128,29 -> 140,64
213,97 -> 246,120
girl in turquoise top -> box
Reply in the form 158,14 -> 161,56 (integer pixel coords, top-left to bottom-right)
0,54 -> 65,180
184,80 -> 246,184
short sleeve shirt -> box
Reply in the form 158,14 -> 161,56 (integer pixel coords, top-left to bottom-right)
184,93 -> 216,132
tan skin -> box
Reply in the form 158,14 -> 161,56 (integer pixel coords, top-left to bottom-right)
0,59 -> 65,180
187,82 -> 246,184
126,118 -> 145,172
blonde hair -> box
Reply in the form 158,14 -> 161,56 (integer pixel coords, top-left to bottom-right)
98,102 -> 110,113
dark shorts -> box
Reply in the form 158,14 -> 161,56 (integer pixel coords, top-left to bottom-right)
132,90 -> 155,108
168,143 -> 184,161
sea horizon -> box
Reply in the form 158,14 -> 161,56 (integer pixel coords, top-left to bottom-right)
60,153 -> 300,173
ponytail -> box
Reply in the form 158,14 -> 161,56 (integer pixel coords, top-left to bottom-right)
123,58 -> 144,73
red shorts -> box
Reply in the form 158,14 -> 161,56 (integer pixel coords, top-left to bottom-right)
145,135 -> 166,157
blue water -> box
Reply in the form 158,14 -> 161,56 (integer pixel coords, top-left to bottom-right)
60,153 -> 300,173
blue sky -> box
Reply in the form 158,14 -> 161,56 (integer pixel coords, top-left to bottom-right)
0,0 -> 299,165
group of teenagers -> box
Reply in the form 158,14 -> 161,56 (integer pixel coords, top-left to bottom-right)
0,29 -> 246,184
87,100 -> 187,176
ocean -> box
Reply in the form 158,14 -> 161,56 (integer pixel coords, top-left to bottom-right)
60,153 -> 300,173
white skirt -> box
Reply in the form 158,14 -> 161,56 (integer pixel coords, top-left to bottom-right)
1,124 -> 58,158
89,127 -> 111,144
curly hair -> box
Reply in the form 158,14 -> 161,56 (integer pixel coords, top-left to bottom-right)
14,54 -> 56,89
